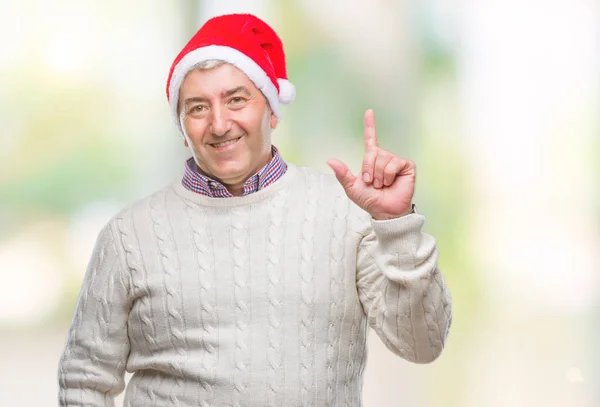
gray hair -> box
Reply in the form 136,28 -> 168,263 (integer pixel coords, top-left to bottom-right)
192,59 -> 227,70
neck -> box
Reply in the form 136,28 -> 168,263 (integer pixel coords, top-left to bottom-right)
196,148 -> 274,196
175,163 -> 298,207
224,184 -> 244,196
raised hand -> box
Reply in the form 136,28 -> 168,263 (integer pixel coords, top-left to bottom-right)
327,109 -> 415,220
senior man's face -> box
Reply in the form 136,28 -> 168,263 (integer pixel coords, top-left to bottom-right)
179,64 -> 278,192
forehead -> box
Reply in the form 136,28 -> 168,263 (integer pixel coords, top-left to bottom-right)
180,63 -> 260,98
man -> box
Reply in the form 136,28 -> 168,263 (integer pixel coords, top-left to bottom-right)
58,13 -> 452,407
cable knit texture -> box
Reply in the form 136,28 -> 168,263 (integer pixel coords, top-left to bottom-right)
58,163 -> 452,407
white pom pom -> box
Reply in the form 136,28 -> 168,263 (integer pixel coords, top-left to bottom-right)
277,78 -> 296,104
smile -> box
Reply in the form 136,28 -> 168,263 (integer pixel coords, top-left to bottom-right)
210,136 -> 242,149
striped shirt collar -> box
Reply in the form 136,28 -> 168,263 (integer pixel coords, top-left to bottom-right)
182,145 -> 287,198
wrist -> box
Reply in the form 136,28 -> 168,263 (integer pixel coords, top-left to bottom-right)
371,203 -> 416,220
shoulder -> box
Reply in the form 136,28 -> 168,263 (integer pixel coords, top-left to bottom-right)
288,163 -> 371,224
102,183 -> 176,239
288,164 -> 345,196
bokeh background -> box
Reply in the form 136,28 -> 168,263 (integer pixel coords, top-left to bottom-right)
1,0 -> 598,406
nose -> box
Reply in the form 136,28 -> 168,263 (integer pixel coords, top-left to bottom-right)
209,104 -> 232,137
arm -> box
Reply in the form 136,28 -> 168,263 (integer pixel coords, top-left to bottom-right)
328,109 -> 452,362
58,221 -> 132,406
355,211 -> 452,363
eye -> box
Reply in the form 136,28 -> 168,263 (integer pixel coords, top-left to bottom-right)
187,104 -> 208,115
230,97 -> 245,104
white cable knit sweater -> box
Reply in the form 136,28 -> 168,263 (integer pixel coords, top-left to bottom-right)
58,163 -> 452,407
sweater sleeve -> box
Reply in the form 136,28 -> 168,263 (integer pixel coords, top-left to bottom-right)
58,221 -> 132,406
355,212 -> 452,364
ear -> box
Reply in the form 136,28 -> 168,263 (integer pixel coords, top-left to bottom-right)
270,111 -> 278,130
184,138 -> 189,147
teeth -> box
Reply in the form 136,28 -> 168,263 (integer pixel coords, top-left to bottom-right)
213,137 -> 240,148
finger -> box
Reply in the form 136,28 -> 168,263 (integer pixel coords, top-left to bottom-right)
327,159 -> 357,191
373,151 -> 394,188
363,109 -> 378,151
361,148 -> 377,184
382,157 -> 407,186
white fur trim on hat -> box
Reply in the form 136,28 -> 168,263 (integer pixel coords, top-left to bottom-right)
277,78 -> 296,104
169,45 -> 281,136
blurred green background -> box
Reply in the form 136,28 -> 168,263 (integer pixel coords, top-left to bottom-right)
0,0 -> 598,406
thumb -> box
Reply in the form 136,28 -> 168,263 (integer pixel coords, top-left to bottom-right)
327,159 -> 356,191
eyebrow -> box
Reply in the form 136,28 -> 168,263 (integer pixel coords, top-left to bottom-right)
223,86 -> 251,97
183,86 -> 252,106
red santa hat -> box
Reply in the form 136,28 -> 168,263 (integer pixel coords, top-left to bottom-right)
166,13 -> 296,135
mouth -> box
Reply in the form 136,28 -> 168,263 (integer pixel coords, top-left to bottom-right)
209,136 -> 242,150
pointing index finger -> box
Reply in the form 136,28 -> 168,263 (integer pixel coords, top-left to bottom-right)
364,108 -> 378,150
